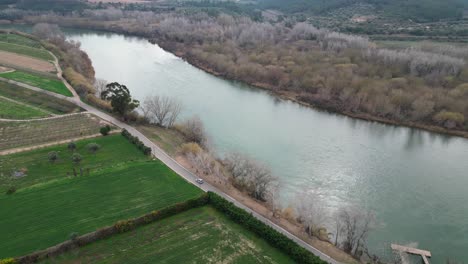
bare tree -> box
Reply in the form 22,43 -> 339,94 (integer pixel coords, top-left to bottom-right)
179,116 -> 207,146
224,153 -> 277,201
94,79 -> 108,98
336,206 -> 376,258
295,190 -> 327,237
142,95 -> 182,128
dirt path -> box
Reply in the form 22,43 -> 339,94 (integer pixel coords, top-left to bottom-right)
0,111 -> 85,122
0,50 -> 55,72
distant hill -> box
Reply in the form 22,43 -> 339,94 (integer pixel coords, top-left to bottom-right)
258,0 -> 467,22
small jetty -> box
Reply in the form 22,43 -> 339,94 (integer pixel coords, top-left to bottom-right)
391,244 -> 431,264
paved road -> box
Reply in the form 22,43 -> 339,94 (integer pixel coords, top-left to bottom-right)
1,55 -> 342,264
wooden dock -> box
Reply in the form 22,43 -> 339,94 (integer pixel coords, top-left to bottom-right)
391,244 -> 431,264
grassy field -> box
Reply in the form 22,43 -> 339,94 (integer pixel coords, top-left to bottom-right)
0,33 -> 43,49
0,81 -> 79,114
0,113 -> 105,151
0,134 -> 202,258
42,206 -> 294,264
0,97 -> 49,119
0,70 -> 72,97
0,41 -> 53,61
0,135 -> 143,192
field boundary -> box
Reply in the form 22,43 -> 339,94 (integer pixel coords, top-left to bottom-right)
0,111 -> 88,122
0,95 -> 53,117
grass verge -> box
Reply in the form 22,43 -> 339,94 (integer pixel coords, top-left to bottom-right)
0,70 -> 72,97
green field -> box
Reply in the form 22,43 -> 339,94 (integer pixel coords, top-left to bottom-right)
0,97 -> 49,119
0,81 -> 79,114
0,135 -> 143,191
0,71 -> 72,96
42,206 -> 294,264
0,41 -> 53,61
0,135 -> 202,258
0,33 -> 43,49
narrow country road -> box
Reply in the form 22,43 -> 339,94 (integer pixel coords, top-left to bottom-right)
0,54 -> 342,264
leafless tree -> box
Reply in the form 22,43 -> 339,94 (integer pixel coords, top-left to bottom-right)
32,23 -> 64,42
224,153 -> 277,201
295,190 -> 327,237
179,116 -> 207,146
336,206 -> 376,258
142,95 -> 182,128
94,79 -> 108,97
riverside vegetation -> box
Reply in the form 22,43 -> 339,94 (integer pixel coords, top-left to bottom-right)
12,6 -> 468,138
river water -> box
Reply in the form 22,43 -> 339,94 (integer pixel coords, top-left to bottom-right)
9,26 -> 466,262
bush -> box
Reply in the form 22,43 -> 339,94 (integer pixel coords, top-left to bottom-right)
67,142 -> 76,152
69,232 -> 79,241
121,129 -> 152,156
5,186 -> 16,195
100,125 -> 111,136
87,143 -> 100,154
71,153 -> 82,164
207,192 -> 325,264
0,258 -> 16,264
433,110 -> 465,129
114,220 -> 134,233
48,151 -> 59,163
178,142 -> 203,156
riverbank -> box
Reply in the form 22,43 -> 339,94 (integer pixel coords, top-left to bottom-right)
158,41 -> 468,140
138,124 -> 359,264
14,17 -> 468,139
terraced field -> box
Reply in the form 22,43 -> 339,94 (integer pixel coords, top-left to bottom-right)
42,206 -> 294,264
0,159 -> 202,258
0,70 -> 72,96
0,96 -> 49,119
0,113 -> 106,151
0,81 -> 79,114
0,40 -> 53,61
0,33 -> 43,49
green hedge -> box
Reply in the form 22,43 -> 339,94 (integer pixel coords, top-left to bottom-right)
121,129 -> 152,155
207,192 -> 326,264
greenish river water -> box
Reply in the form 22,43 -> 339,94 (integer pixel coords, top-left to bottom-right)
6,25 -> 468,262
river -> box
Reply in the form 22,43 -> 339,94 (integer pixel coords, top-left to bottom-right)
7,25 -> 468,262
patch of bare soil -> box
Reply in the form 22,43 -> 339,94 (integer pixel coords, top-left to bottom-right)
0,66 -> 12,73
175,155 -> 358,264
0,51 -> 55,72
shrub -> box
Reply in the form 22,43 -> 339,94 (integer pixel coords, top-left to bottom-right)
71,153 -> 82,165
5,186 -> 16,195
67,142 -> 76,152
87,143 -> 100,154
48,151 -> 59,163
69,232 -> 79,241
121,129 -> 152,156
178,142 -> 203,156
114,220 -> 134,233
207,192 -> 325,264
0,258 -> 16,264
99,125 -> 111,136
433,110 -> 465,129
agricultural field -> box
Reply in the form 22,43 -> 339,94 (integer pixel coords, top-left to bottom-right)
0,81 -> 80,114
0,51 -> 55,72
0,134 -> 141,192
0,161 -> 202,258
0,33 -> 43,49
42,206 -> 293,264
0,96 -> 49,119
0,70 -> 72,97
0,113 -> 106,151
0,40 -> 53,61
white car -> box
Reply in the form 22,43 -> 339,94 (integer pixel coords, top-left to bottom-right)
196,178 -> 204,184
